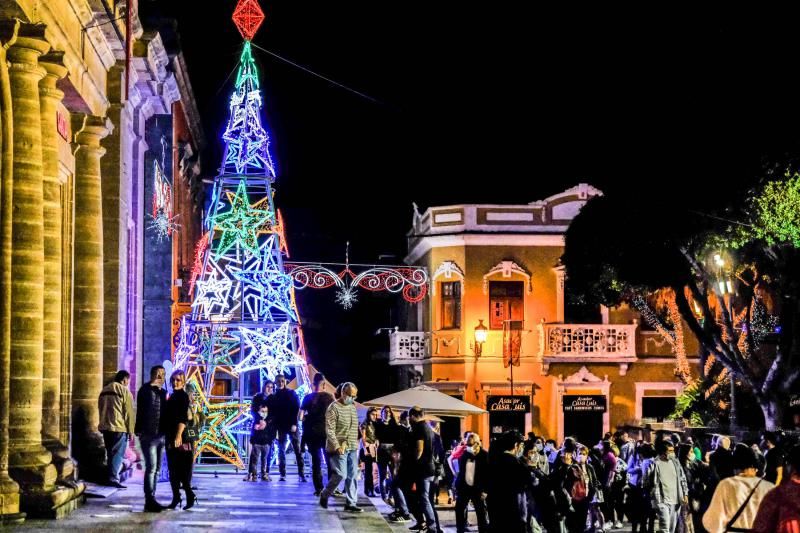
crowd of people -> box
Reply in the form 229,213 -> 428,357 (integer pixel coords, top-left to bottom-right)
97,367 -> 800,533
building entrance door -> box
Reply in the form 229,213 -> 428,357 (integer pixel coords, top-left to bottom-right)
562,395 -> 607,446
563,410 -> 603,446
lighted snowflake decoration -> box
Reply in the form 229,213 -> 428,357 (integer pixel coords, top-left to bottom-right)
335,288 -> 358,309
147,212 -> 180,242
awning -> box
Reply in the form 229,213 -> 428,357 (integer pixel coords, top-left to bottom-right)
362,385 -> 486,418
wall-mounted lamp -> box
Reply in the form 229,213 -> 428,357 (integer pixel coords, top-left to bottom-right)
474,319 -> 488,357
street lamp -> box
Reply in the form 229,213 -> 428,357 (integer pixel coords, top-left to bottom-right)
713,251 -> 737,430
474,319 -> 488,357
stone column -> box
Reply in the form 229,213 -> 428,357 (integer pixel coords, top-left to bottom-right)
101,64 -> 125,386
38,51 -> 72,480
0,18 -> 23,525
70,114 -> 111,481
6,22 -> 56,491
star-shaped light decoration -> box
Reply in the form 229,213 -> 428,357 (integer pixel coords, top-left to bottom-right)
192,271 -> 233,318
186,375 -> 249,468
211,180 -> 273,257
195,327 -> 240,390
234,324 -> 306,378
232,0 -> 265,41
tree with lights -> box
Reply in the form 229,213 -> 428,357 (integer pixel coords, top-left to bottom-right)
563,175 -> 800,429
171,0 -> 309,467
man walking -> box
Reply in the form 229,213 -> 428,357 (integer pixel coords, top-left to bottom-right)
646,440 -> 688,533
135,365 -> 168,511
319,382 -> 362,513
409,406 -> 437,532
98,370 -> 135,488
300,373 -> 335,495
272,375 -> 306,481
455,432 -> 489,533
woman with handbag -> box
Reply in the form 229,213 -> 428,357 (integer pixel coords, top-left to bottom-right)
165,370 -> 198,510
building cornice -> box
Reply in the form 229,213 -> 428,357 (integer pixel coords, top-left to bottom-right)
405,233 -> 565,265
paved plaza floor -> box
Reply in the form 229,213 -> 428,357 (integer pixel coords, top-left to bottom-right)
11,465 -> 408,532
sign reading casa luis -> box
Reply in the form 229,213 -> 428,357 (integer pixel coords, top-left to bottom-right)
563,395 -> 606,413
487,395 -> 530,413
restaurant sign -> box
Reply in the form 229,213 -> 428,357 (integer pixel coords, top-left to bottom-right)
562,395 -> 606,413
487,395 -> 530,413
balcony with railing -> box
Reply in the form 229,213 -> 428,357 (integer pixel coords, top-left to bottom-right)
389,331 -> 430,366
538,323 -> 638,375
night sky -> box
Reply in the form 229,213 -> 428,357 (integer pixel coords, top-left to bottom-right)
142,2 -> 800,396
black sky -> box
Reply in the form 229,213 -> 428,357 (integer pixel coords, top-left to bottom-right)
142,2 -> 800,395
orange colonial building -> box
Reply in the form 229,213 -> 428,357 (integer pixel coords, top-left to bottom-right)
391,184 -> 697,445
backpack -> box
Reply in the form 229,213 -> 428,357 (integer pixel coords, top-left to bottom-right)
569,465 -> 588,502
614,457 -> 628,484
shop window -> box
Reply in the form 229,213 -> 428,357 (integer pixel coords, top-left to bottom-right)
489,281 -> 524,329
440,281 -> 461,329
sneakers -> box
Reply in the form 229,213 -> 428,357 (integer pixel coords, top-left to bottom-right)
389,512 -> 411,523
244,473 -> 256,482
299,474 -> 307,482
614,521 -> 624,529
279,476 -> 286,482
313,490 -> 321,497
408,524 -> 426,532
261,474 -> 271,482
344,504 -> 364,513
108,481 -> 127,489
319,493 -> 329,509
332,489 -> 345,498
602,523 -> 612,531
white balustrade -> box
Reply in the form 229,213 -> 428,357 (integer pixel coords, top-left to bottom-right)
538,323 -> 637,358
389,331 -> 429,365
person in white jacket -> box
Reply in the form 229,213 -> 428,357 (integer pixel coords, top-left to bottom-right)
702,443 -> 774,533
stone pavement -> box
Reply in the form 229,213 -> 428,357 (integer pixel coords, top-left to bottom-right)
9,465 -> 403,532
8,463 -> 634,532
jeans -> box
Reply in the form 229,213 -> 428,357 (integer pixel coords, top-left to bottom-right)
393,473 -> 411,514
277,428 -> 304,477
456,486 -> 489,533
306,439 -> 327,492
321,449 -> 358,507
416,475 -> 437,527
249,443 -> 271,477
655,502 -> 680,533
102,431 -> 128,483
139,434 -> 165,500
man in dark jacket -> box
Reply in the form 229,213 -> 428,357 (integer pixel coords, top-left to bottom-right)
135,365 -> 167,512
300,373 -> 334,495
272,374 -> 305,481
487,430 -> 529,533
455,432 -> 489,533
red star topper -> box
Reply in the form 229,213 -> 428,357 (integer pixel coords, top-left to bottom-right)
232,0 -> 265,41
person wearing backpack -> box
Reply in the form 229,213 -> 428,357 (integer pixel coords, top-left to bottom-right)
645,440 -> 689,533
556,444 -> 601,533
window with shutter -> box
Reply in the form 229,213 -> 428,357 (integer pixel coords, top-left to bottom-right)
489,281 -> 524,329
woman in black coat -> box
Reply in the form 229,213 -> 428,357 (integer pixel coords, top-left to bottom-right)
164,370 -> 197,509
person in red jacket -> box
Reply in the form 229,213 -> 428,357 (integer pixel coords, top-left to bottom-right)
752,444 -> 800,533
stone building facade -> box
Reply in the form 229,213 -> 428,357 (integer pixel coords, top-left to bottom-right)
0,0 -> 205,522
392,184 -> 698,447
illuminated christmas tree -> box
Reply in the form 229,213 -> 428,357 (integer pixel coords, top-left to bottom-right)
172,0 -> 309,467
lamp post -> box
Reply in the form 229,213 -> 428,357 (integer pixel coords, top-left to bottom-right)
474,319 -> 488,357
714,252 -> 737,430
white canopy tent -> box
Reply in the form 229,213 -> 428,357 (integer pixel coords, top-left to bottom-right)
362,385 -> 486,418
